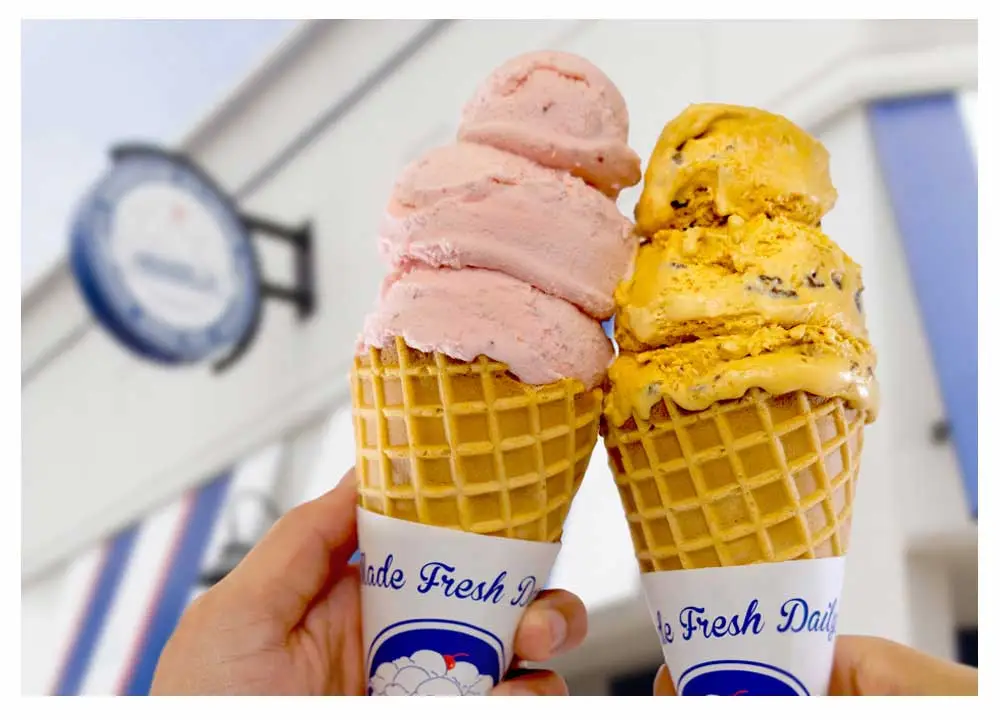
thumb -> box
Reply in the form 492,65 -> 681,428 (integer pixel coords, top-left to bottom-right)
653,664 -> 677,696
829,635 -> 977,696
218,468 -> 358,631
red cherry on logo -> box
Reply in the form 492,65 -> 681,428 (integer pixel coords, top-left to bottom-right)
443,653 -> 469,671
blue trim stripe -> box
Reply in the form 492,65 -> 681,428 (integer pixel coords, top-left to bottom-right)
118,474 -> 233,695
868,94 -> 978,517
52,526 -> 139,696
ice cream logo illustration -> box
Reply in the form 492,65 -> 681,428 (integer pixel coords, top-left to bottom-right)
367,619 -> 505,696
677,660 -> 809,696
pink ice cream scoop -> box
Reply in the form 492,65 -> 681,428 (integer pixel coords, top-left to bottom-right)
380,142 -> 636,319
457,51 -> 642,199
359,50 -> 639,388
360,267 -> 613,389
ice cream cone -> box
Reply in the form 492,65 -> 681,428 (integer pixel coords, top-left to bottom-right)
352,336 -> 602,542
602,389 -> 865,573
352,336 -> 603,696
601,389 -> 867,695
350,51 -> 639,697
599,102 -> 878,696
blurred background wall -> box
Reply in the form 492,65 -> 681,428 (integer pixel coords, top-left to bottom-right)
20,19 -> 978,695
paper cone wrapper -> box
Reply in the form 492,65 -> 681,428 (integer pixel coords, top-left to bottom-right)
358,509 -> 560,696
351,339 -> 603,695
603,389 -> 867,695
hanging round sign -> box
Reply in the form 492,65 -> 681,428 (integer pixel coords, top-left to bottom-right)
70,146 -> 260,365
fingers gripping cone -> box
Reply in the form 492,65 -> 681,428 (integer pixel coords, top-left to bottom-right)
352,339 -> 602,696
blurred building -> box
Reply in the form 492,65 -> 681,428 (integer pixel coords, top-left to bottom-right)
21,19 -> 978,695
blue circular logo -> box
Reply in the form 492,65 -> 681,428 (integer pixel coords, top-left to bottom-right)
70,147 -> 259,365
677,660 -> 810,696
367,619 -> 505,696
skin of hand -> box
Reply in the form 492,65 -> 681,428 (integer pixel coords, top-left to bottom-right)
653,635 -> 978,696
150,469 -> 587,696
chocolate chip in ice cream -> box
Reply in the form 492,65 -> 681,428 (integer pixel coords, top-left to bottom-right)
806,271 -> 825,288
758,275 -> 797,297
831,271 -> 844,290
770,288 -> 799,299
671,199 -> 689,209
747,275 -> 799,299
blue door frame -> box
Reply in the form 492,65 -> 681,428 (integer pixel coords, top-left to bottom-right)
868,93 -> 978,518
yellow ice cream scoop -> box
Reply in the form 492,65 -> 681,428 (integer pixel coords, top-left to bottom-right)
635,103 -> 838,236
614,214 -> 867,351
604,324 -> 878,425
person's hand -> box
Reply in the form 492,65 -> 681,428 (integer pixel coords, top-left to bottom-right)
150,469 -> 587,696
652,635 -> 978,696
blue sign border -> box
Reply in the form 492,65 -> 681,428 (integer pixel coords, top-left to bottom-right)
70,147 -> 261,365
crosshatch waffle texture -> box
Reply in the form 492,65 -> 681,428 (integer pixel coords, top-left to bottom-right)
602,389 -> 865,572
352,337 -> 602,542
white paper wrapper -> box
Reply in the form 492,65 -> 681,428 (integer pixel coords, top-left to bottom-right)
357,508 -> 560,696
641,557 -> 846,696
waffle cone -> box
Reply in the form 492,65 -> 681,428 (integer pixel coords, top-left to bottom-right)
352,337 -> 602,542
603,389 -> 865,572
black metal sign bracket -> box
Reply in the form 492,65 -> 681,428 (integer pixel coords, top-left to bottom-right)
243,214 -> 316,320
212,216 -> 316,374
